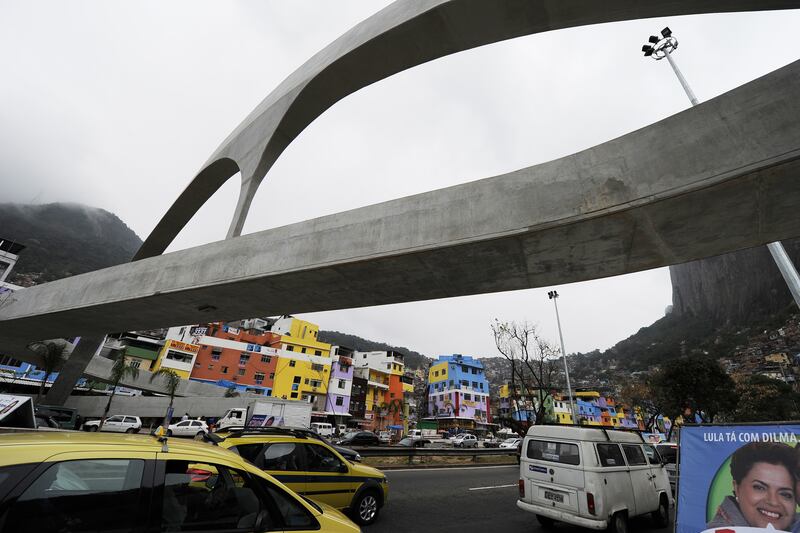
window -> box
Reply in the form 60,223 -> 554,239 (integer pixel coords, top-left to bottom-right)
338,379 -> 346,389
161,461 -> 265,531
304,378 -> 310,385
235,443 -> 304,471
464,394 -> 471,400
472,381 -> 478,388
527,440 -> 580,465
269,372 -> 275,379
293,376 -> 301,384
643,444 -> 663,465
237,368 -> 246,376
289,360 -> 296,367
335,396 -> 344,406
304,444 -> 344,473
290,392 -> 298,399
622,444 -> 647,466
254,372 -> 265,385
3,459 -> 145,532
300,347 -> 307,354
311,363 -> 324,372
130,360 -> 141,369
211,348 -> 222,361
314,350 -> 321,356
597,443 -> 626,467
239,353 -> 250,366
165,350 -> 193,364
286,346 -> 294,352
221,366 -> 229,374
261,355 -> 271,363
208,364 -> 214,370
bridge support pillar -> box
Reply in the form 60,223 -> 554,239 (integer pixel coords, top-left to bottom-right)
45,336 -> 105,406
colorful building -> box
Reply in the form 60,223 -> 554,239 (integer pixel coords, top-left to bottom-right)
427,354 -> 491,432
323,346 -> 354,427
352,350 -> 414,433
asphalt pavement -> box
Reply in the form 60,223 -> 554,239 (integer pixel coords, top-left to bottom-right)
367,464 -> 674,533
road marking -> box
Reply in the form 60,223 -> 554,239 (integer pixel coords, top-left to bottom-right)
385,464 -> 518,474
468,483 -> 517,491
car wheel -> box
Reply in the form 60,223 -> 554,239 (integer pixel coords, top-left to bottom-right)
125,428 -> 135,433
352,490 -> 380,525
195,431 -> 205,439
89,425 -> 98,432
536,515 -> 556,529
652,495 -> 669,528
608,511 -> 628,533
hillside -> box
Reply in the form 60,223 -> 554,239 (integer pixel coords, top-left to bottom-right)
317,330 -> 432,370
0,203 -> 142,285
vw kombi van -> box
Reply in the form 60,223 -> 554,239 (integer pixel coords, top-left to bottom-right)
517,426 -> 673,532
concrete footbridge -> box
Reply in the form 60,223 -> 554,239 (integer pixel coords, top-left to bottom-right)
1,0 -> 800,398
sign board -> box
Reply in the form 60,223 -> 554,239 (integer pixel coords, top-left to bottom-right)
0,394 -> 35,428
677,424 -> 800,533
166,340 -> 199,354
249,415 -> 284,427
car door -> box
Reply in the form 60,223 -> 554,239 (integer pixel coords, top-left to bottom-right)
154,453 -> 320,532
232,441 -> 308,499
622,443 -> 659,515
302,442 -> 352,510
173,420 -> 191,436
0,450 -> 156,532
104,415 -> 124,432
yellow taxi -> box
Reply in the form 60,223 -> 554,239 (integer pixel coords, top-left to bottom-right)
0,431 -> 360,532
217,428 -> 388,526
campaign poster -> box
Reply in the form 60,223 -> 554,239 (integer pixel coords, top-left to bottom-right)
678,424 -> 800,533
248,414 -> 284,427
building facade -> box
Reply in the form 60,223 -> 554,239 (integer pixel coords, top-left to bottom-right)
427,354 -> 491,432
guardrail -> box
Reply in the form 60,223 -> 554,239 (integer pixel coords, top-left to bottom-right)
353,446 -> 519,464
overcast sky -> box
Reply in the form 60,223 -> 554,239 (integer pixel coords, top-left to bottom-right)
2,2 -> 799,360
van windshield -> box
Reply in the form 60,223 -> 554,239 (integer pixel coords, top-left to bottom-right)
527,440 -> 580,465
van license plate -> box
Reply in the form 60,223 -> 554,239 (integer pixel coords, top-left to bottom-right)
544,490 -> 564,503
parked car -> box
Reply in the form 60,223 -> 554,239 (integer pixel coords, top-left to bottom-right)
499,437 -> 522,448
220,426 -> 362,463
395,437 -> 431,447
378,431 -> 391,445
483,436 -> 503,448
0,431 -> 360,532
219,428 -> 389,525
167,419 -> 208,437
452,433 -> 478,448
517,425 -> 673,532
338,431 -> 380,447
82,415 -> 142,433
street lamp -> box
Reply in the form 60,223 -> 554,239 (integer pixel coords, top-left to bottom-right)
548,290 -> 576,422
641,27 -> 800,308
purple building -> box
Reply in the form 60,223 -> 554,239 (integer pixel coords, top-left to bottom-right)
325,347 -> 354,427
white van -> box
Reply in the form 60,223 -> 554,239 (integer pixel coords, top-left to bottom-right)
517,426 -> 673,532
310,422 -> 334,437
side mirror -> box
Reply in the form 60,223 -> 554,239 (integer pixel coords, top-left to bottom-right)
338,464 -> 349,474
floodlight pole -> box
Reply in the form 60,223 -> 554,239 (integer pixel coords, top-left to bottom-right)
643,28 -> 800,309
549,291 -> 576,422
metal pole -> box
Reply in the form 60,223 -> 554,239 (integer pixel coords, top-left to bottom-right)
663,49 -> 698,106
552,296 -> 576,421
660,44 -> 800,309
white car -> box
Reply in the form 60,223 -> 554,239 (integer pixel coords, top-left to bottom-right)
167,419 -> 209,437
453,433 -> 478,448
83,415 -> 141,433
378,431 -> 391,445
499,437 -> 522,449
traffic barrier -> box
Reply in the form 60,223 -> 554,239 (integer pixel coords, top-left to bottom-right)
353,446 -> 519,465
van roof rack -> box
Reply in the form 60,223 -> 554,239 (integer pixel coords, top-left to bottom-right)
538,423 -> 647,443
220,426 -> 310,439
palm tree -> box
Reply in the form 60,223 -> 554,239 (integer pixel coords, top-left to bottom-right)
26,339 -> 68,402
150,368 -> 181,431
99,351 -> 140,429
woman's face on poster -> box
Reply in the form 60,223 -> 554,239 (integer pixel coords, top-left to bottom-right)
733,461 -> 796,530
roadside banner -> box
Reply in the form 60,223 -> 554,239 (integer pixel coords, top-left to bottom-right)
677,424 -> 800,533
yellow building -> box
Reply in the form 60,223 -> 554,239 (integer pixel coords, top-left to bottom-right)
153,337 -> 200,379
269,317 -> 332,404
428,361 -> 448,384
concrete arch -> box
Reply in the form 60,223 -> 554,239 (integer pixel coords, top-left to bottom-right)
133,0 -> 800,261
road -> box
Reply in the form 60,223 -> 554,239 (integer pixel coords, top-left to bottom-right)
368,465 -> 673,533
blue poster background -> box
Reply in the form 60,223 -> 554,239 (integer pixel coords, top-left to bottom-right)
677,424 -> 800,533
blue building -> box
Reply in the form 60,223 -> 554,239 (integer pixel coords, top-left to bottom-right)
427,354 -> 491,432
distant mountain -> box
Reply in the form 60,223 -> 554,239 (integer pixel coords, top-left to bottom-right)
317,330 -> 432,371
0,202 -> 142,284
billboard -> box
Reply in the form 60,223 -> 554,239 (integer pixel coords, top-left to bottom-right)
677,424 -> 800,533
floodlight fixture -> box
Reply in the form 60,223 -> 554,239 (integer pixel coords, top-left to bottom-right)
648,35 -> 659,44
661,27 -> 672,38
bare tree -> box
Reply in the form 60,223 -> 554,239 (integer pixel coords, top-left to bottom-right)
492,320 -> 560,433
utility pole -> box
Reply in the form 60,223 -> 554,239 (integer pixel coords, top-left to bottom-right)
642,27 -> 800,309
548,290 -> 576,421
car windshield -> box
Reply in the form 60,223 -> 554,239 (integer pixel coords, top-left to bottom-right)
503,438 -> 518,444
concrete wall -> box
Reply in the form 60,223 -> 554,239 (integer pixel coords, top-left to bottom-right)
64,394 -> 259,419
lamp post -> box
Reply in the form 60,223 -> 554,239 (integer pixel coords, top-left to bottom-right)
548,290 -> 576,422
642,28 -> 800,308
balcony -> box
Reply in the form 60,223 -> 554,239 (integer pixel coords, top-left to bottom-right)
367,380 -> 389,390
